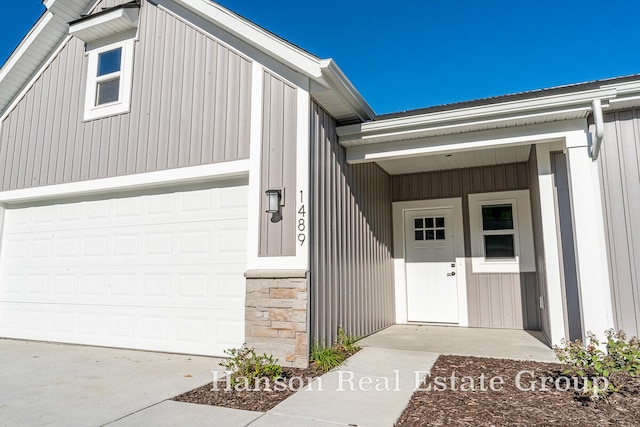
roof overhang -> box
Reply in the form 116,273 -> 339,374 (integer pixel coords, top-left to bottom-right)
161,0 -> 375,123
0,0 -> 96,117
1,0 -> 375,123
69,3 -> 140,43
338,78 -> 640,174
338,79 -> 640,148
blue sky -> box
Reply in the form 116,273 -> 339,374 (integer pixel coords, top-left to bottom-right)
1,0 -> 639,115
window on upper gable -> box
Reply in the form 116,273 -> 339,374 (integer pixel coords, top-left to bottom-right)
82,40 -> 134,120
68,4 -> 139,121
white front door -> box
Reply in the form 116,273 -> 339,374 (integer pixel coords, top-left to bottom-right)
405,208 -> 459,323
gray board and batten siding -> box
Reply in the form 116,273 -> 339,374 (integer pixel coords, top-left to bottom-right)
0,0 -> 252,191
598,108 -> 640,338
392,162 -> 541,330
259,72 -> 297,257
309,101 -> 395,346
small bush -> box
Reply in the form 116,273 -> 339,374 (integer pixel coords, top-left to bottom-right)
310,341 -> 345,373
336,326 -> 361,354
554,329 -> 640,400
220,344 -> 282,387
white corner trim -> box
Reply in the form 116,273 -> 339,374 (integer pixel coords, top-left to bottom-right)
0,160 -> 250,205
564,131 -> 614,340
468,190 -> 535,274
392,198 -> 467,326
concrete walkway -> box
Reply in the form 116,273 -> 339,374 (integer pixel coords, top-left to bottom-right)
359,324 -> 556,362
1,326 -> 556,426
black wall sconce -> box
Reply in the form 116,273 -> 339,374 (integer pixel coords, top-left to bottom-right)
265,188 -> 284,222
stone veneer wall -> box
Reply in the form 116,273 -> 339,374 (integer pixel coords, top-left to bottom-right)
244,270 -> 309,368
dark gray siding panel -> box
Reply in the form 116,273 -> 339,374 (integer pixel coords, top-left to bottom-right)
310,102 -> 395,346
0,0 -> 252,191
259,72 -> 297,257
392,163 -> 540,330
599,109 -> 640,337
528,146 -> 551,339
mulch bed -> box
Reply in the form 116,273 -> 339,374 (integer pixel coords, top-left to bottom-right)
396,355 -> 640,426
173,366 -> 323,412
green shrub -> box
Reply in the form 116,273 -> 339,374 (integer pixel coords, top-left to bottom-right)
336,326 -> 361,354
220,344 -> 282,387
310,341 -> 346,373
554,329 -> 640,399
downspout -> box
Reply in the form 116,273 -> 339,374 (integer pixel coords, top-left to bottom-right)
590,99 -> 605,160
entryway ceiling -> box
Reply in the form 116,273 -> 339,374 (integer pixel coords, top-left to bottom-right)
376,144 -> 532,175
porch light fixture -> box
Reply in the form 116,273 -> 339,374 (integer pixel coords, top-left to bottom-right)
265,189 -> 283,214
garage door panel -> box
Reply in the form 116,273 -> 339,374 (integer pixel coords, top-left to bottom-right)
1,264 -> 246,309
5,187 -> 248,234
0,302 -> 244,355
0,186 -> 248,356
1,223 -> 247,267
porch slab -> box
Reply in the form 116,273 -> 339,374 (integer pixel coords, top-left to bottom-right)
359,324 -> 557,362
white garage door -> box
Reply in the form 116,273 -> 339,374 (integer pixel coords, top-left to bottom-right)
0,185 -> 247,356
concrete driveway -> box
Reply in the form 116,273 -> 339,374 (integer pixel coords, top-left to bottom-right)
0,339 -> 222,426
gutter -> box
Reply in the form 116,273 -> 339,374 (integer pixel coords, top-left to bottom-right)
319,59 -> 376,122
590,99 -> 605,160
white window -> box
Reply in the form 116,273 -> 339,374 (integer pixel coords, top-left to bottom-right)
481,204 -> 516,259
84,39 -> 134,121
469,190 -> 535,273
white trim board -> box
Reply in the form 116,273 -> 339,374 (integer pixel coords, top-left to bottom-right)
392,198 -> 468,326
0,160 -> 250,206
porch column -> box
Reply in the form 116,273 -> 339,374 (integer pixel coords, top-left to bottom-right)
564,129 -> 615,340
536,142 -> 568,346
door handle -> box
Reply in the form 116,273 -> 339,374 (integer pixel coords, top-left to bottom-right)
447,272 -> 456,277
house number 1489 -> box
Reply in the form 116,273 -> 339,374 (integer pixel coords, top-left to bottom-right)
298,191 -> 306,246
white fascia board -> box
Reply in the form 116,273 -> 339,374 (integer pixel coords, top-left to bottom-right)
175,0 -> 322,79
0,160 -> 249,205
346,119 -> 586,164
319,59 -> 375,121
0,12 -> 54,89
171,0 -> 372,123
338,88 -> 618,144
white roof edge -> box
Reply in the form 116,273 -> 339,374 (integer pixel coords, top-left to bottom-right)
176,0 -> 323,77
0,11 -> 53,86
336,86 -> 632,142
320,59 -> 375,121
2,0 -> 372,123
0,0 -> 95,116
175,0 -> 373,121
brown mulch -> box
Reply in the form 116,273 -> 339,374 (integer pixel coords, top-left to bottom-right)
173,366 -> 323,412
396,355 -> 640,426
